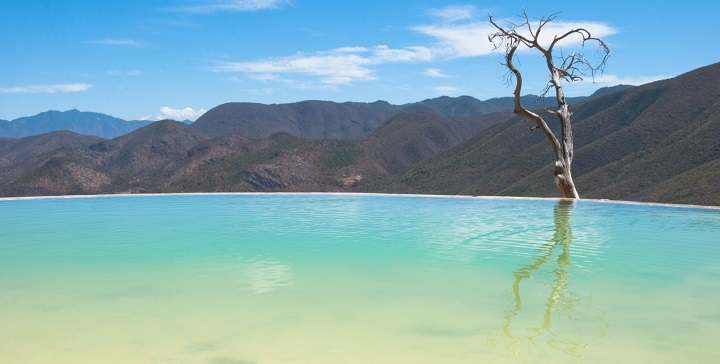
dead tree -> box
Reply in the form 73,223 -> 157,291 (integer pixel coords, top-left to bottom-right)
489,11 -> 609,199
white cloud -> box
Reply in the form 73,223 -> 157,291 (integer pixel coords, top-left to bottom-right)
0,83 -> 93,94
592,73 -> 669,86
370,45 -> 436,63
414,20 -> 617,58
327,46 -> 369,54
423,68 -> 450,78
413,23 -> 497,57
243,73 -> 337,90
561,73 -> 669,97
207,12 -> 617,90
210,45 -> 443,87
211,52 -> 375,84
247,73 -> 282,82
428,5 -> 477,23
156,107 -> 207,121
88,39 -> 144,47
107,70 -> 146,76
176,0 -> 288,13
525,21 -> 617,48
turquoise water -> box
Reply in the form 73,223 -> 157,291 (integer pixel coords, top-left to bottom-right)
0,193 -> 718,363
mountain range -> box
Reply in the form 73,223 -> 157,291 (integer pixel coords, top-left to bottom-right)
0,63 -> 717,206
0,110 -> 154,139
0,92 -> 602,140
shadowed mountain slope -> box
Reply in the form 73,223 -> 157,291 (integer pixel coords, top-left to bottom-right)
0,131 -> 104,165
363,111 -> 512,174
389,63 -> 720,205
0,131 -> 106,193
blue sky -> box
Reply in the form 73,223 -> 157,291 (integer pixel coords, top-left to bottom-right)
1,0 -> 718,121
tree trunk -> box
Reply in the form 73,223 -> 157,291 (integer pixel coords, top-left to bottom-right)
505,44 -> 580,199
550,69 -> 579,199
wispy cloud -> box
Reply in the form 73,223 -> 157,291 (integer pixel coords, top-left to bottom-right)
561,73 -> 668,97
428,5 -> 477,23
0,83 -> 93,94
592,73 -> 669,86
210,45 -> 441,86
88,39 -> 145,47
211,51 -> 375,85
175,0 -> 288,13
413,23 -> 497,57
244,74 -> 339,90
414,17 -> 617,57
156,106 -> 207,121
423,68 -> 450,78
208,7 -> 617,89
107,70 -> 147,76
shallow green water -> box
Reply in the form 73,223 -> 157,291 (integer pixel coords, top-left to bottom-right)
1,193 -> 718,363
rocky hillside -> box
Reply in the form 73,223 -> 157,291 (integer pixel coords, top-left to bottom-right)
0,131 -> 104,190
0,109 -> 508,196
363,111 -> 511,174
385,63 -> 720,206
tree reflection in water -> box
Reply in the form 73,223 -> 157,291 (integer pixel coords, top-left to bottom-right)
496,200 -> 607,361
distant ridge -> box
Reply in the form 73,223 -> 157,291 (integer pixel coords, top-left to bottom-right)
191,90 -> 622,140
587,84 -> 634,98
1,85 -> 630,140
405,94 -> 591,116
0,110 -> 152,139
191,100 -> 398,139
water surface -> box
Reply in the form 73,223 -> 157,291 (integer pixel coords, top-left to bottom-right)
1,194 -> 718,363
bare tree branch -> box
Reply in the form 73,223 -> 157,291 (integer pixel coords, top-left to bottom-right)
488,11 -> 610,199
